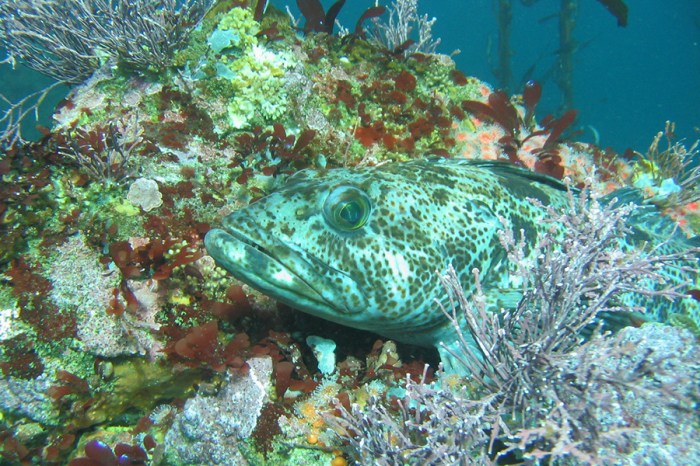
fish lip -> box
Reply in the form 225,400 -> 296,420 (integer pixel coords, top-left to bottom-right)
205,220 -> 368,316
224,228 -> 273,258
209,224 -> 316,287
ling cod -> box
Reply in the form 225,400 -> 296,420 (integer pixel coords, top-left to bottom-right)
205,158 -> 698,368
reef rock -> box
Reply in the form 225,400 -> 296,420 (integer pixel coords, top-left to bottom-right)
162,356 -> 273,465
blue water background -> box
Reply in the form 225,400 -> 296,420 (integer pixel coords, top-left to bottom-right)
2,0 -> 698,154
278,0 -> 699,153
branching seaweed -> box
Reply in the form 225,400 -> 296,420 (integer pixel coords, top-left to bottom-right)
633,121 -> 700,208
0,0 -> 214,82
335,184 -> 699,463
366,0 -> 441,56
329,365 -> 498,465
0,0 -> 213,148
0,80 -> 67,149
56,117 -> 145,184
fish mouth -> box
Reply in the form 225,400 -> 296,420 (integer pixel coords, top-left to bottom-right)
204,217 -> 368,318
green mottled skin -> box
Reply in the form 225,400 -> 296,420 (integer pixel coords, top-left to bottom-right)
205,158 -> 697,362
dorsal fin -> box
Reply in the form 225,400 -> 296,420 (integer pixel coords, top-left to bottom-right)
599,186 -> 646,207
425,157 -> 571,193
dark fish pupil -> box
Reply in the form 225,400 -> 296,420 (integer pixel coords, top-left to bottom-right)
340,201 -> 361,225
323,185 -> 371,232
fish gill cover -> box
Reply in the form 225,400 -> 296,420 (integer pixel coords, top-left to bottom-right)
0,0 -> 698,465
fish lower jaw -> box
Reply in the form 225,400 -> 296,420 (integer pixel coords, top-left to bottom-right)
204,228 -> 368,317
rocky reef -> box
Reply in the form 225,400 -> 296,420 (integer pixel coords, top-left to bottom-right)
1,0 -> 698,464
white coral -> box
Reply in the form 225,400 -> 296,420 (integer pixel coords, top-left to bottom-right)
127,177 -> 163,212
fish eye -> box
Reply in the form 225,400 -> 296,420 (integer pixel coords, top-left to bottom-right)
323,186 -> 371,232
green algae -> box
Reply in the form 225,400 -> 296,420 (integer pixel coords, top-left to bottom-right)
669,312 -> 700,338
8,0 -> 690,463
239,439 -> 335,466
74,358 -> 204,428
0,1 -> 501,456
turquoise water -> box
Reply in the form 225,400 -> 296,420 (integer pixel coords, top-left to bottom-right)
2,1 -> 698,152
282,0 -> 700,153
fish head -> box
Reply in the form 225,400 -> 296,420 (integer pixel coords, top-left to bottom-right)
204,164 -> 463,341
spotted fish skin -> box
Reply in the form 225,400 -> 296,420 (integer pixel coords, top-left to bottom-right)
206,158 -> 570,345
204,158 -> 696,356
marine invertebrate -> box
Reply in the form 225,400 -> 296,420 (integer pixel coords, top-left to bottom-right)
306,335 -> 337,375
279,375 -> 348,450
225,45 -> 296,129
188,5 -> 300,131
631,121 -> 700,209
126,178 -> 163,212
